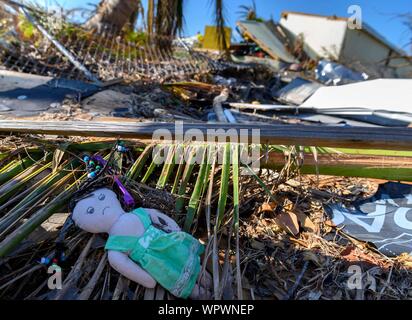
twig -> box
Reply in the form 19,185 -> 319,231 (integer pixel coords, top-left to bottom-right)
282,260 -> 309,300
77,252 -> 107,300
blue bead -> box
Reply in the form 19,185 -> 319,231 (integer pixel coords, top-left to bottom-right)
117,145 -> 127,153
88,171 -> 97,179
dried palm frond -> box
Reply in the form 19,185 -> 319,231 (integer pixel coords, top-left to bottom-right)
211,0 -> 228,53
237,0 -> 262,22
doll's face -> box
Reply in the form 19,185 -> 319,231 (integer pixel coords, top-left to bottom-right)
72,188 -> 124,233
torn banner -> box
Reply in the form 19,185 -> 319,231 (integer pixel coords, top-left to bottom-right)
326,182 -> 412,256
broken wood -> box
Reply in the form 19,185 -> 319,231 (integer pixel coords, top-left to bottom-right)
229,102 -> 295,111
1,120 -> 412,151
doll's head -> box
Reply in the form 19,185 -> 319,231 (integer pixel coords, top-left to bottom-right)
72,188 -> 125,233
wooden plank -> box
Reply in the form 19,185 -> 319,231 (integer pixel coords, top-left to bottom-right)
229,102 -> 296,111
0,120 -> 412,151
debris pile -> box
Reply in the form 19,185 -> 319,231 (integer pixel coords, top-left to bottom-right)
2,3 -> 411,127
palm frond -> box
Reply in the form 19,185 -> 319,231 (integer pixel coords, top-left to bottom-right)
211,0 -> 228,52
0,136 -> 410,300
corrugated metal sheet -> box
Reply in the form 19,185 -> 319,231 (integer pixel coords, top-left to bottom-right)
274,77 -> 323,105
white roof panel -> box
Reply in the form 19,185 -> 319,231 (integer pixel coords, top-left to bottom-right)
301,79 -> 412,114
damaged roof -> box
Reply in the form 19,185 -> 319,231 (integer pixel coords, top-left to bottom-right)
280,11 -> 409,59
301,79 -> 412,114
236,20 -> 298,63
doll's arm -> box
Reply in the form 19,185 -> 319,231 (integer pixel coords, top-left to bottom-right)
145,208 -> 181,232
108,250 -> 156,288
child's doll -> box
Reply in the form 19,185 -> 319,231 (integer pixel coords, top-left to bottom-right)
72,188 -> 211,299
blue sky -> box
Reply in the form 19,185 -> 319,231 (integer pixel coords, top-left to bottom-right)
37,0 -> 412,53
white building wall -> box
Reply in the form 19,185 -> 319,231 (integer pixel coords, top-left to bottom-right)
390,57 -> 412,78
340,28 -> 396,77
279,12 -> 412,78
341,29 -> 391,66
279,13 -> 347,60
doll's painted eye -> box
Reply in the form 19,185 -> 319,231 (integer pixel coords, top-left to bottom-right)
98,194 -> 105,201
86,207 -> 95,214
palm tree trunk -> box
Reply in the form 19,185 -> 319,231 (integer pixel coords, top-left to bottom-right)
154,0 -> 184,48
84,0 -> 141,33
213,0 -> 230,56
147,0 -> 155,37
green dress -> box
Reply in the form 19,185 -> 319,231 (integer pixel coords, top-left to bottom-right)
105,208 -> 204,298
